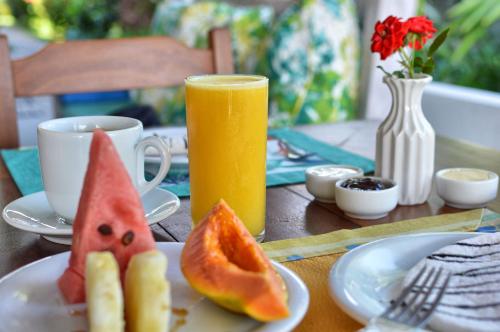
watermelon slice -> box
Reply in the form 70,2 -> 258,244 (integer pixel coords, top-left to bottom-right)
58,129 -> 155,304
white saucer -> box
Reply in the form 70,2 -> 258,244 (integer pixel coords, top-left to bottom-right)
328,232 -> 478,327
2,188 -> 180,245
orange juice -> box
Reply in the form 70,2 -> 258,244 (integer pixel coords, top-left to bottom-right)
185,75 -> 268,240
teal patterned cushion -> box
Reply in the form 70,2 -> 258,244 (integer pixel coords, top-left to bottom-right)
134,1 -> 275,125
268,0 -> 360,126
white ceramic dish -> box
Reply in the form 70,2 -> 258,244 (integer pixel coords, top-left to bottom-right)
329,232 -> 478,327
335,177 -> 398,219
143,127 -> 188,164
2,188 -> 180,245
435,168 -> 498,209
0,242 -> 309,332
305,165 -> 363,203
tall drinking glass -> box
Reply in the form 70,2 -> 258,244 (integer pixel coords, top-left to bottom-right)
185,75 -> 268,241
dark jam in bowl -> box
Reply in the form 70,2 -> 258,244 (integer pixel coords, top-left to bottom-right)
340,177 -> 393,191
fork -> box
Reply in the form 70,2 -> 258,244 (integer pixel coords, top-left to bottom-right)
277,139 -> 314,161
359,267 -> 451,332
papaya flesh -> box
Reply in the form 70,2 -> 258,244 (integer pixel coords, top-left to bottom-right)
181,200 -> 289,322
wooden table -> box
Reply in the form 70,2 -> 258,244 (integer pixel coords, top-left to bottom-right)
1,120 -> 499,278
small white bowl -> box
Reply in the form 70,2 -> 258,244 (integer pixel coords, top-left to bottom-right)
435,168 -> 498,209
305,165 -> 364,203
335,177 -> 399,220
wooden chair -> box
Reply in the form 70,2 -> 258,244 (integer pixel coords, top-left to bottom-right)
0,28 -> 234,149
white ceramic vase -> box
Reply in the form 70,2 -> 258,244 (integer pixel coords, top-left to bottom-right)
375,74 -> 434,205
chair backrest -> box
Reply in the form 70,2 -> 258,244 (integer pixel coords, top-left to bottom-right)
0,28 -> 234,149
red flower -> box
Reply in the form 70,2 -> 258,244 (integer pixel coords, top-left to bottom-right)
406,16 -> 437,50
371,16 -> 409,60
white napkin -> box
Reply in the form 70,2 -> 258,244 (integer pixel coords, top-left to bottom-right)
404,232 -> 500,332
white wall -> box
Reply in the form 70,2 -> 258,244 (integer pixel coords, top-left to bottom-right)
423,82 -> 500,151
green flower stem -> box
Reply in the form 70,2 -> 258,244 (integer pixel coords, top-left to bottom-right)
399,48 -> 414,78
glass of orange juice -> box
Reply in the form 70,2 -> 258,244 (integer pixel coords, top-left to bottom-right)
185,75 -> 268,241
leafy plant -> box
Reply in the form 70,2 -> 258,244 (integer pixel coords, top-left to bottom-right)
424,0 -> 500,92
4,0 -> 155,40
447,0 -> 500,64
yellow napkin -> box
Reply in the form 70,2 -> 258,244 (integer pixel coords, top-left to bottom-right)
263,209 -> 487,262
284,254 -> 362,331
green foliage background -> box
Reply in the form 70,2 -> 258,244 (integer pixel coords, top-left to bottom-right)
424,0 -> 499,92
1,0 -> 155,39
1,0 -> 498,92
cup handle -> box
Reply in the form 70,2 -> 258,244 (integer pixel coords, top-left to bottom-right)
135,136 -> 171,195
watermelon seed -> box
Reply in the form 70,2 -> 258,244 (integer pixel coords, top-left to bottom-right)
122,231 -> 134,246
97,224 -> 112,236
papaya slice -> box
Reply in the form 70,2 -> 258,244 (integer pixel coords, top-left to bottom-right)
181,200 -> 289,322
58,129 -> 155,304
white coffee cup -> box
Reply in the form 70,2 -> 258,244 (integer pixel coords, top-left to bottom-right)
37,116 -> 171,222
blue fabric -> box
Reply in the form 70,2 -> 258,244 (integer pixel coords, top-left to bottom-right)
59,91 -> 130,104
0,149 -> 43,196
268,128 -> 374,173
1,129 -> 374,198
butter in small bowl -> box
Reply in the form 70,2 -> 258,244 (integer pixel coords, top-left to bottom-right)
436,168 -> 499,209
305,165 -> 363,203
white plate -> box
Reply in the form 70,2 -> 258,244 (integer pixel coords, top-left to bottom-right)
2,188 -> 180,244
329,232 -> 479,325
143,127 -> 188,164
0,242 -> 309,332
